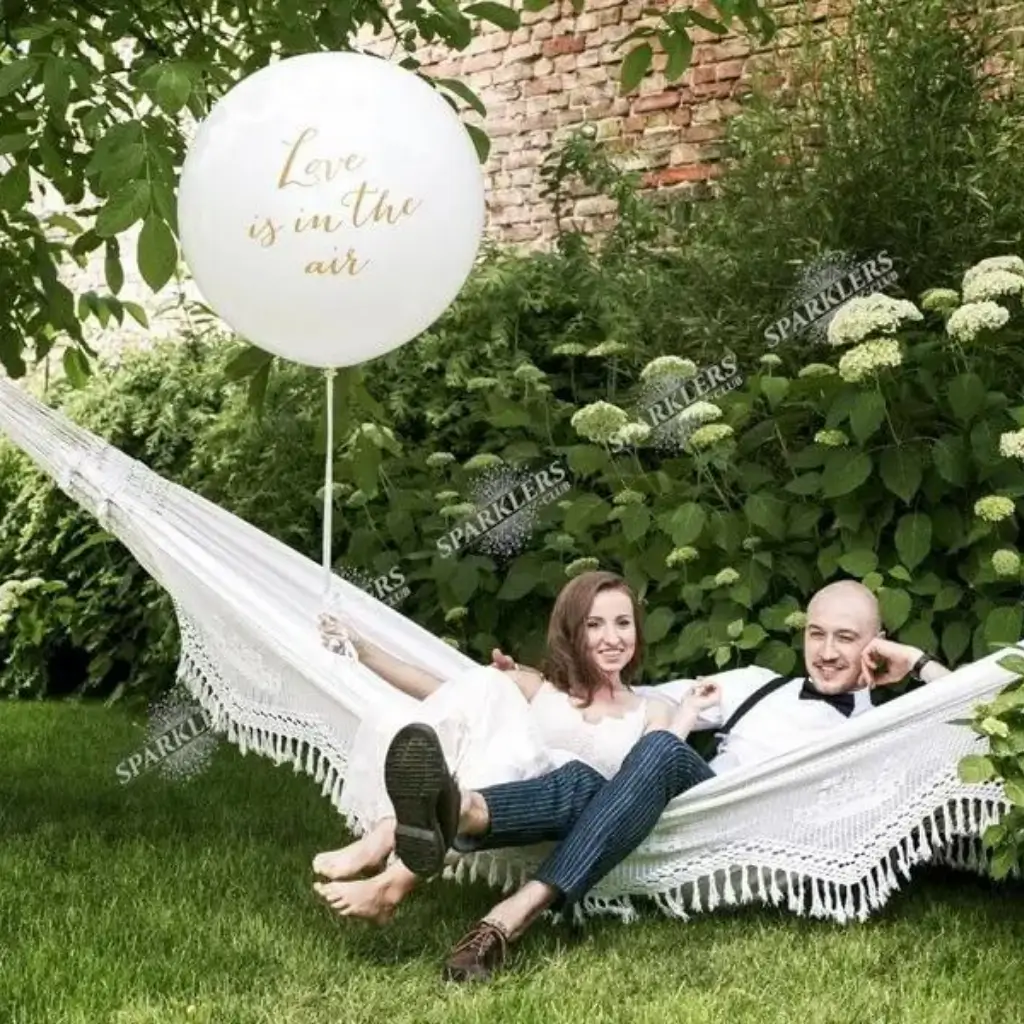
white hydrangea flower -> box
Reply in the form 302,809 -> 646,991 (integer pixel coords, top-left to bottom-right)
435,490 -> 460,502
612,489 -> 645,506
640,356 -> 698,383
999,430 -> 1024,461
566,557 -> 600,578
974,495 -> 1015,523
919,288 -> 961,313
784,611 -> 808,630
814,429 -> 849,447
714,567 -> 740,587
444,606 -> 468,623
686,423 -> 734,451
678,401 -> 723,425
798,363 -> 838,378
465,376 -> 501,392
760,354 -> 783,368
553,342 -> 588,357
439,502 -> 478,519
425,452 -> 456,468
837,338 -> 902,383
962,255 -> 1024,290
571,401 -> 629,444
962,270 -> 1024,304
666,546 -> 699,568
513,363 -> 547,384
827,294 -> 923,347
587,340 -> 630,358
610,421 -> 652,449
463,453 -> 503,471
992,549 -> 1021,577
946,301 -> 1010,344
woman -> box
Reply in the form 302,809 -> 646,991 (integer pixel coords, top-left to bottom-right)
312,570 -> 718,923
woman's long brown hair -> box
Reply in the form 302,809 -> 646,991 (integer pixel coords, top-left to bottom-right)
539,570 -> 645,707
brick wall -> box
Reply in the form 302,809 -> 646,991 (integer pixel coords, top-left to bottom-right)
401,0 -> 835,244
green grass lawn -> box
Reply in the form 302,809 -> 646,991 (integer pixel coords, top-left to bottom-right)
3,701 -> 1024,1024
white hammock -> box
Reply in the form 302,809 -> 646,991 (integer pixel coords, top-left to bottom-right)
0,376 -> 1016,925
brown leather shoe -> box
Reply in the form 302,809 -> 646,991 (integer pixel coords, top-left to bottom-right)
442,919 -> 511,983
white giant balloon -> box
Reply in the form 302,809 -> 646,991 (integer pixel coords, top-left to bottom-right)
177,52 -> 485,367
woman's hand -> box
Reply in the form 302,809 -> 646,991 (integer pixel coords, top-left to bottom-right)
317,612 -> 364,660
681,680 -> 721,712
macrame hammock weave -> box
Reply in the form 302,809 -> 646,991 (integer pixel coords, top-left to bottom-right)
1,376 -> 1018,925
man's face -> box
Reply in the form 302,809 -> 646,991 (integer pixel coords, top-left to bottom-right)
802,593 -> 879,693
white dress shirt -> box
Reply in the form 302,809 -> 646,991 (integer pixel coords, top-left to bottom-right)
651,666 -> 874,774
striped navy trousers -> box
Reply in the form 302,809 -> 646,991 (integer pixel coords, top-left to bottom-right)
453,730 -> 715,907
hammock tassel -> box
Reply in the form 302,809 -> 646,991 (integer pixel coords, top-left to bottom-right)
690,880 -> 704,914
707,871 -> 721,910
740,866 -> 754,905
768,868 -> 783,906
723,869 -> 737,906
809,878 -> 824,919
843,883 -> 855,923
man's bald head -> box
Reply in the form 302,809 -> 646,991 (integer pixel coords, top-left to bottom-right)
807,580 -> 881,635
803,580 -> 881,693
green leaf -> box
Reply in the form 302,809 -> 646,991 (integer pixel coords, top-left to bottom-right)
436,77 -> 487,118
154,64 -> 192,114
137,215 -> 178,291
225,345 -> 274,381
0,133 -> 32,156
104,241 -> 124,295
61,347 -> 91,388
990,847 -> 1019,881
497,555 -> 541,600
997,653 -> 1024,677
821,450 -> 872,498
565,444 -> 609,477
958,754 -> 996,784
784,472 -> 820,496
927,585 -> 963,618
894,512 -> 931,571
880,448 -> 922,503
933,436 -> 970,487
0,163 -> 30,211
737,623 -> 767,650
942,620 -> 971,664
96,180 -> 151,237
644,606 -> 675,644
563,493 -> 607,534
948,372 -> 987,423
621,43 -> 653,93
755,640 -> 798,676
123,302 -> 149,328
1004,779 -> 1024,805
984,606 -> 1024,647
666,502 -> 706,546
744,493 -> 786,541
760,376 -> 789,409
247,360 -> 271,414
619,503 -> 651,543
878,587 -> 912,632
889,565 -> 912,582
0,57 -> 37,98
849,390 -> 886,444
465,124 -> 490,163
660,29 -> 694,81
464,3 -> 520,30
43,55 -> 70,119
522,0 -> 551,10
838,550 -> 878,577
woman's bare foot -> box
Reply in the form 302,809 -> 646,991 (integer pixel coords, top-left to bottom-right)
313,861 -> 419,925
312,819 -> 395,881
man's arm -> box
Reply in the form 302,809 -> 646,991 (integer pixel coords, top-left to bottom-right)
860,638 -> 950,688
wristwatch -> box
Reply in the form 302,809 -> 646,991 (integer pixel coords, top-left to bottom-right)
909,652 -> 936,682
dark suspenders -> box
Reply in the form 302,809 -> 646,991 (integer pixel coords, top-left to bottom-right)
708,674 -> 796,759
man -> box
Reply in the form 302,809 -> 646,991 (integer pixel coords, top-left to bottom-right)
384,580 -> 949,983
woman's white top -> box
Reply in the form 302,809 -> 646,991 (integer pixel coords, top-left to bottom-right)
530,681 -> 647,780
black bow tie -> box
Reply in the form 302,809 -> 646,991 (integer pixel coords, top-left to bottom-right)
799,679 -> 855,717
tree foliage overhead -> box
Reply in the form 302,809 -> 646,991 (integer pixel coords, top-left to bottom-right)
0,0 -> 773,383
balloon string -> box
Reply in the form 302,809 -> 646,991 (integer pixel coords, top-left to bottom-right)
323,368 -> 337,596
